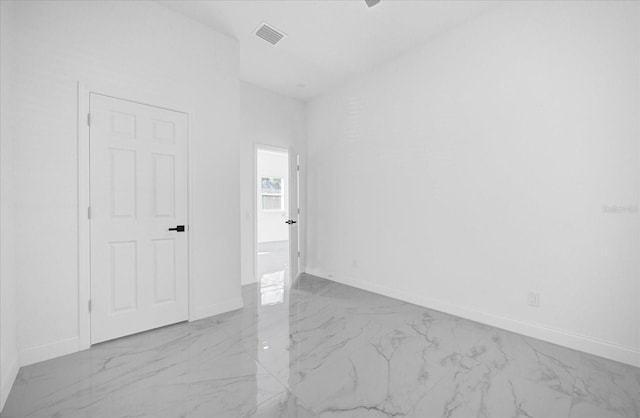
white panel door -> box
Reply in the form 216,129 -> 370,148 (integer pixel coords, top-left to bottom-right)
90,93 -> 189,344
290,154 -> 300,279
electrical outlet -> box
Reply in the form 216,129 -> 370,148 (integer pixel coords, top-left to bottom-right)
527,292 -> 540,308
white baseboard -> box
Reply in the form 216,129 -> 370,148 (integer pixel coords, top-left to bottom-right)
19,336 -> 80,367
190,297 -> 244,321
306,269 -> 640,368
15,299 -> 244,369
241,277 -> 259,285
0,354 -> 19,412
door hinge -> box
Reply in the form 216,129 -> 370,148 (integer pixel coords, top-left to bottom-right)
298,251 -> 301,258
88,300 -> 92,312
87,206 -> 91,219
297,164 -> 300,171
87,113 -> 91,127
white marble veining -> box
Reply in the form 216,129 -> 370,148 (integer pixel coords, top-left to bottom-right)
2,274 -> 639,418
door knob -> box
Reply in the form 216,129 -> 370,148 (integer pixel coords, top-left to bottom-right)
168,225 -> 185,232
285,220 -> 297,225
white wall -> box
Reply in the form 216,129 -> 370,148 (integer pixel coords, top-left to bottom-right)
240,82 -> 306,285
0,3 -> 19,411
306,1 -> 640,366
2,0 -> 242,368
257,150 -> 289,244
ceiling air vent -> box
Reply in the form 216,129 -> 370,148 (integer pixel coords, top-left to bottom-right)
255,22 -> 286,46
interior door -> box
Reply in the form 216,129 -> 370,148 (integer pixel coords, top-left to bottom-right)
89,93 -> 189,344
290,154 -> 300,279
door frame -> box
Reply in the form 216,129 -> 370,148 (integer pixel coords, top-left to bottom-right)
77,81 -> 194,350
253,144 -> 299,284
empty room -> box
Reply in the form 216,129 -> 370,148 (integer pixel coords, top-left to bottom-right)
0,0 -> 638,417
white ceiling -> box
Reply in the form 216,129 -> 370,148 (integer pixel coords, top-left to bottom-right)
160,0 -> 499,101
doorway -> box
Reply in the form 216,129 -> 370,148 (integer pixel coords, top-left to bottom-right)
255,146 -> 298,305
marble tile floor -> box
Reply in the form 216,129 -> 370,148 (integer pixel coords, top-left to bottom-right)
2,274 -> 639,418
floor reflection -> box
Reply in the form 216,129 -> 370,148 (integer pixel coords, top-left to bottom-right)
254,240 -> 291,408
260,270 -> 285,306
257,240 -> 289,307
